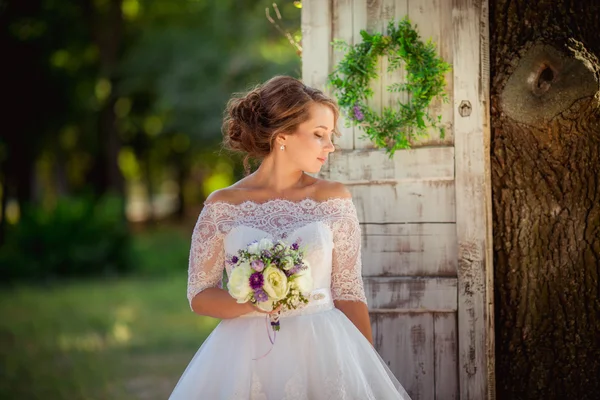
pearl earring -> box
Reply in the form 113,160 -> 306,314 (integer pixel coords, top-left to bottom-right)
280,145 -> 285,151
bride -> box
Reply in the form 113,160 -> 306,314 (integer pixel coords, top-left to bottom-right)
169,76 -> 411,399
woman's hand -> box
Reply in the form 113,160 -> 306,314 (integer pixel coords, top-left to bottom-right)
251,303 -> 282,315
334,300 -> 373,344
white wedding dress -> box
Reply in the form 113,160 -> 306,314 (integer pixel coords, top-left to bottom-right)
169,198 -> 411,400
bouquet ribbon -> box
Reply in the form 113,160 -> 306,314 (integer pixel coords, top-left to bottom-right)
251,288 -> 333,361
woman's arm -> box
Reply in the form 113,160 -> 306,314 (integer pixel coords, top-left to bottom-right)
322,182 -> 373,344
192,288 -> 280,319
335,300 -> 373,345
191,288 -> 255,319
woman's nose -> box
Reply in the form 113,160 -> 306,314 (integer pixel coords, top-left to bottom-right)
325,139 -> 335,153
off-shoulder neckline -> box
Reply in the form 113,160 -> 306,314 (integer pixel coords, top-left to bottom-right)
203,196 -> 354,209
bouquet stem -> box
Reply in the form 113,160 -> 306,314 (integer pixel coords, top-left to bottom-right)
269,310 -> 281,332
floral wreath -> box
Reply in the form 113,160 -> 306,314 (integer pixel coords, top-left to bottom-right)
328,18 -> 451,155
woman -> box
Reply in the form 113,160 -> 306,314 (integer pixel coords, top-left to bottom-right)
169,76 -> 411,399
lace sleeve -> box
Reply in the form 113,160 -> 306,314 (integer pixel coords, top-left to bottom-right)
330,199 -> 368,304
187,203 -> 227,307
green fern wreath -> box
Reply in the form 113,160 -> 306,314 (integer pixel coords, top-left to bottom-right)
328,18 -> 451,155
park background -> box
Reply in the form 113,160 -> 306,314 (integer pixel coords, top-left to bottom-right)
0,1 -> 302,398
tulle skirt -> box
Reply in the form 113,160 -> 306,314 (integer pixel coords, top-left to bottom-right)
169,290 -> 411,400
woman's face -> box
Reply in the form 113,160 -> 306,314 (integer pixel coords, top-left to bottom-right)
279,103 -> 336,174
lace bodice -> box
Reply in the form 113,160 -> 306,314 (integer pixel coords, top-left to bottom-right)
187,197 -> 367,308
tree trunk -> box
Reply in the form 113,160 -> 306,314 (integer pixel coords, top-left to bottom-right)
83,0 -> 124,197
1,0 -> 46,210
142,152 -> 155,225
0,156 -> 8,246
490,1 -> 600,399
175,161 -> 187,221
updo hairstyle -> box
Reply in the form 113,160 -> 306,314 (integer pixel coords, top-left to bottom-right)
222,76 -> 339,172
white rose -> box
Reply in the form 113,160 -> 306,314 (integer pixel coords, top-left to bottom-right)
281,256 -> 295,271
292,272 -> 313,294
247,241 -> 260,255
262,266 -> 289,301
228,262 -> 253,303
258,238 -> 274,252
255,299 -> 274,312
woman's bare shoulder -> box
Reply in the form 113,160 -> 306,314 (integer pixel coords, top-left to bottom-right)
204,186 -> 248,206
205,176 -> 352,205
310,178 -> 352,201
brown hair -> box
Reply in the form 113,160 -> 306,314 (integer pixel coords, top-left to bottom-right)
222,75 -> 339,172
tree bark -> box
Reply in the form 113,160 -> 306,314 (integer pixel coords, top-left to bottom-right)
490,1 -> 600,399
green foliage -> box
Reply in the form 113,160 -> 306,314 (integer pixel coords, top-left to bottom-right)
328,18 -> 452,155
0,195 -> 132,282
130,226 -> 190,276
2,0 -> 301,206
119,0 -> 302,146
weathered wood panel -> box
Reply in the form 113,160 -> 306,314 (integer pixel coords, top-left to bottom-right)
480,1 -> 495,396
303,0 -> 492,398
384,0 -> 409,117
434,313 -> 459,399
330,0 -> 453,149
452,0 -> 492,399
328,147 -> 454,181
409,0 -> 455,146
354,0 -> 373,149
351,181 -> 456,223
332,0 -> 355,150
372,313 -> 435,400
329,149 -> 456,224
301,0 -> 331,89
372,312 -> 460,400
362,223 -> 457,276
365,277 -> 458,311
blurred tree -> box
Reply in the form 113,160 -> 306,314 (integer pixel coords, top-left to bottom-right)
0,0 -> 301,235
118,0 -> 301,219
81,0 -> 125,197
2,0 -> 121,204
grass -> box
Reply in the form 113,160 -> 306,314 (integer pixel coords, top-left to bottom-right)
0,226 -> 219,400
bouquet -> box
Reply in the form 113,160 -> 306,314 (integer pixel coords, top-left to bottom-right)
227,238 -> 313,331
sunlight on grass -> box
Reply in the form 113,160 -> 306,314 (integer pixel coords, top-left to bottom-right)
0,276 -> 219,399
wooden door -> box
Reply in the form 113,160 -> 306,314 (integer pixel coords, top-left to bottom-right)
302,1 -> 493,399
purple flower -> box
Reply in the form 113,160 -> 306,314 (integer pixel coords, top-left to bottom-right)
249,272 -> 265,290
227,255 -> 239,265
353,105 -> 364,121
251,259 -> 265,272
290,265 -> 299,275
291,243 -> 299,251
254,288 -> 268,302
289,264 -> 305,275
271,320 -> 281,331
262,250 -> 272,258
